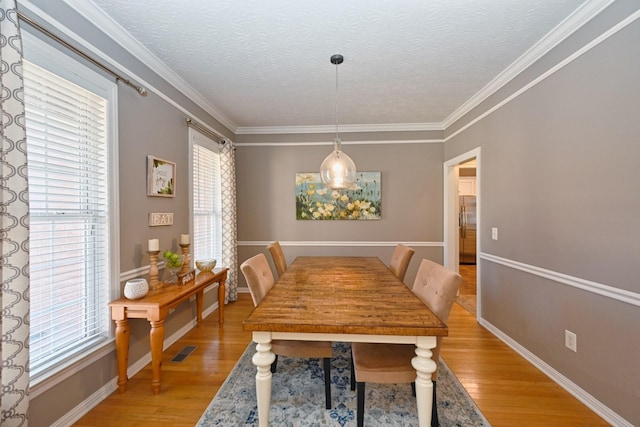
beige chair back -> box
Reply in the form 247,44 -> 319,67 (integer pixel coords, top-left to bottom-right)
240,253 -> 276,307
389,244 -> 415,282
350,258 -> 462,425
241,254 -> 334,409
411,258 -> 462,374
267,241 -> 287,278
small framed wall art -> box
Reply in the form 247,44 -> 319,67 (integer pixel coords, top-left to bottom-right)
147,155 -> 176,197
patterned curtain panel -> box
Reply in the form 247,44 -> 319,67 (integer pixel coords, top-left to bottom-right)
0,1 -> 30,425
220,140 -> 238,303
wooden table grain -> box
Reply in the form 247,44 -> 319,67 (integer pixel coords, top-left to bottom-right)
110,268 -> 227,395
243,257 -> 447,427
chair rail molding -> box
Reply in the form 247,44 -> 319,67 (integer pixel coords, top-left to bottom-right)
480,252 -> 640,307
238,240 -> 444,247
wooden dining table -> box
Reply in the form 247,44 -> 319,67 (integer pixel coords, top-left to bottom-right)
242,256 -> 448,427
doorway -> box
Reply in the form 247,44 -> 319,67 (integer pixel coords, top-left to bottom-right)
443,148 -> 480,318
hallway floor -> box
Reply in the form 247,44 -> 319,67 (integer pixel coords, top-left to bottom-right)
456,264 -> 477,315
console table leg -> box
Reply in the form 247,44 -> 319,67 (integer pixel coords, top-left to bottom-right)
114,319 -> 130,393
149,319 -> 165,395
218,279 -> 226,323
196,290 -> 204,323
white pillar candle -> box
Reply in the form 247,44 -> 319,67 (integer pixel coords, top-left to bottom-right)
180,234 -> 190,245
148,238 -> 159,251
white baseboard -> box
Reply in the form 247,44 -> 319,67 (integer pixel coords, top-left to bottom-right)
479,318 -> 632,427
51,301 -> 220,427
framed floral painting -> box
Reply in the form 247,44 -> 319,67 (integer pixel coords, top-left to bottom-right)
296,172 -> 381,220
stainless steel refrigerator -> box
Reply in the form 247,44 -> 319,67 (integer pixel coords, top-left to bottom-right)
459,196 -> 477,264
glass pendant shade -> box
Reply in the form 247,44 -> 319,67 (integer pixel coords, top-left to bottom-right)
320,139 -> 357,190
320,54 -> 356,190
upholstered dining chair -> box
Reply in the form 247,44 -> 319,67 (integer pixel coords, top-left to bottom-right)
350,258 -> 462,427
240,253 -> 334,409
267,241 -> 288,279
389,243 -> 415,282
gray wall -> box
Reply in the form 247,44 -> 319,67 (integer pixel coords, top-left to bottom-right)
445,2 -> 639,424
234,139 -> 446,288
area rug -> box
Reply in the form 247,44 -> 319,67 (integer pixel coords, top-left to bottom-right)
455,295 -> 477,316
197,342 -> 490,426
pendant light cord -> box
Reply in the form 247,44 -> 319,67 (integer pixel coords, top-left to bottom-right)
335,59 -> 340,144
330,54 -> 344,146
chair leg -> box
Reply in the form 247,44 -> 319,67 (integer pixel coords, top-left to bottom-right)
431,381 -> 439,427
357,382 -> 365,427
323,357 -> 331,409
350,348 -> 356,391
270,355 -> 278,373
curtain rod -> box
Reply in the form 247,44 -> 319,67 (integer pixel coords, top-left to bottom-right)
17,11 -> 147,97
185,118 -> 229,145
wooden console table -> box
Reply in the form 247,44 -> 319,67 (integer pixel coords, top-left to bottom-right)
109,268 -> 228,395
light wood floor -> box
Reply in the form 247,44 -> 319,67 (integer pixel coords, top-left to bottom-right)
74,292 -> 608,427
458,264 -> 477,296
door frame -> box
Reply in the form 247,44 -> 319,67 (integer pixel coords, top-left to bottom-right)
443,147 -> 481,317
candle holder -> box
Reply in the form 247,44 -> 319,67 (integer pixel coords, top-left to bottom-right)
147,250 -> 162,290
179,243 -> 190,274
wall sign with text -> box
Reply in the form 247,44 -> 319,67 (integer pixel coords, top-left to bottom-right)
148,212 -> 174,226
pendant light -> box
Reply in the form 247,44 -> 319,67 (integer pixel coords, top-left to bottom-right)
320,54 -> 356,190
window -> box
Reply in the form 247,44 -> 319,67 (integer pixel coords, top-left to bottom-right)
190,130 -> 222,264
22,33 -> 118,385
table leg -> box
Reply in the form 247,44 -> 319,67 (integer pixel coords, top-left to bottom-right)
196,289 -> 204,323
411,336 -> 438,427
252,332 -> 276,427
114,319 -> 130,393
149,319 -> 165,395
218,278 -> 225,323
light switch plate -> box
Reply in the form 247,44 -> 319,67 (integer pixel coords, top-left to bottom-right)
565,330 -> 577,352
491,227 -> 498,240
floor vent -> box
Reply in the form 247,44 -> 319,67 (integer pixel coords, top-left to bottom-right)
171,345 -> 197,362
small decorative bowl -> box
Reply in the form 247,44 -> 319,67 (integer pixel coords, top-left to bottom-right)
123,278 -> 149,300
196,259 -> 217,272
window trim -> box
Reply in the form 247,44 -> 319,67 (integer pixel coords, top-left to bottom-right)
188,128 -> 223,267
22,30 -> 120,393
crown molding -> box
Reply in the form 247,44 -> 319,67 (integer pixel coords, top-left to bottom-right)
442,0 -> 616,129
61,0 -> 238,132
235,139 -> 443,147
235,122 -> 444,135
57,0 -> 615,137
445,5 -> 640,143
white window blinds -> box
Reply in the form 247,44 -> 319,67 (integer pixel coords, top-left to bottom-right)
191,133 -> 222,264
23,59 -> 111,379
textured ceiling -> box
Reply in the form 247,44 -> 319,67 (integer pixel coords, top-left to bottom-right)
76,0 -> 588,131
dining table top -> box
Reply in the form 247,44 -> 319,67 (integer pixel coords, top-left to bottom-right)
242,256 -> 448,337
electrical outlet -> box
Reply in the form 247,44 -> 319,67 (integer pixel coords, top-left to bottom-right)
491,227 -> 498,240
565,329 -> 577,352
